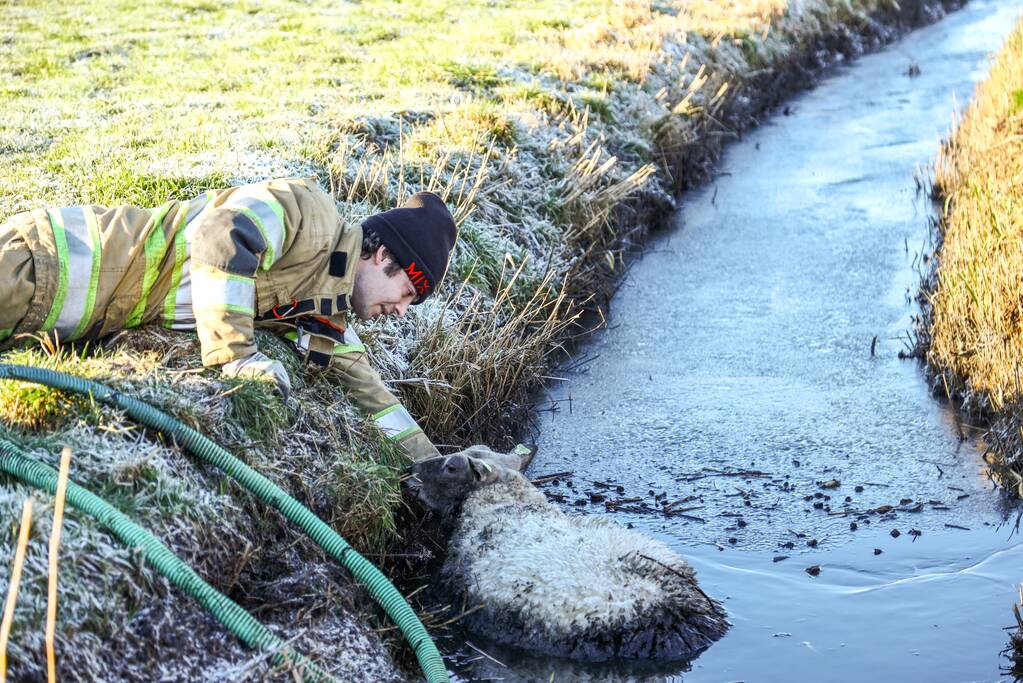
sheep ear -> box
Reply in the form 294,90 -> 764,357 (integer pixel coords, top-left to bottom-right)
511,444 -> 538,472
468,457 -> 493,481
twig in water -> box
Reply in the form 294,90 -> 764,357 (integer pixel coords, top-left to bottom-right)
530,472 -> 573,485
679,468 -> 772,482
465,640 -> 506,668
677,514 -> 707,522
1009,511 -> 1022,540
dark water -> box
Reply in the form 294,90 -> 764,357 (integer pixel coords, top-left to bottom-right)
453,1 -> 1023,681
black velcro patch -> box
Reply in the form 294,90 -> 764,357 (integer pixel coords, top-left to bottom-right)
329,251 -> 348,277
320,298 -> 332,316
192,210 -> 266,276
336,294 -> 348,311
307,350 -> 332,367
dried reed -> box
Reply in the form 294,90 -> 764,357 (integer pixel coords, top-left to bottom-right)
45,447 -> 72,682
0,499 -> 34,683
922,18 -> 1023,489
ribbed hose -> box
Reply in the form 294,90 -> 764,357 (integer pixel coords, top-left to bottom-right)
0,438 -> 335,682
0,364 -> 448,683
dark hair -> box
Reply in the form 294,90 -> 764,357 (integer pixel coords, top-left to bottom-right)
361,227 -> 403,276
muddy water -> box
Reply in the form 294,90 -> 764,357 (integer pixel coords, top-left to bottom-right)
454,1 -> 1023,681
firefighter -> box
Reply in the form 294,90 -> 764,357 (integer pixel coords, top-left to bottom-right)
0,176 -> 457,461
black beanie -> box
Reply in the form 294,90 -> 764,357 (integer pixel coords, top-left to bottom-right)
361,192 -> 457,304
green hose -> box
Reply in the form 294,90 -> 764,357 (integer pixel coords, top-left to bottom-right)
0,438 -> 335,682
0,364 -> 449,683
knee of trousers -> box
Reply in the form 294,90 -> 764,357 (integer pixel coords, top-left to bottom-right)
0,227 -> 37,337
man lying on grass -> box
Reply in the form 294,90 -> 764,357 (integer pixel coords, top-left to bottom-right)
0,177 -> 456,461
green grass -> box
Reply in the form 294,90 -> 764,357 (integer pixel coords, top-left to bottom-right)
0,0 -> 610,217
0,0 -> 945,678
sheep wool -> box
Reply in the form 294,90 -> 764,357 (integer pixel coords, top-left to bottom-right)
439,475 -> 729,661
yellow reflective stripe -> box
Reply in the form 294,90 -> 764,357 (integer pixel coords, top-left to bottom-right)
162,204 -> 190,328
40,209 -> 70,333
191,269 -> 255,316
372,404 -> 419,440
126,202 -> 173,328
224,188 -> 285,270
332,343 -> 365,355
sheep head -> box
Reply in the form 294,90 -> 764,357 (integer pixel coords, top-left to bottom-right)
405,444 -> 537,517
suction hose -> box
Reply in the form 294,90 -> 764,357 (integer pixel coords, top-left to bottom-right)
0,364 -> 449,683
0,438 -> 335,682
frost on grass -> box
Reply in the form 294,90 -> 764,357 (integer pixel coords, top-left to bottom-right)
0,0 -> 963,676
0,329 -> 408,682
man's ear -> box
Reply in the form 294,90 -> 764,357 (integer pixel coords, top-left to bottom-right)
373,244 -> 389,265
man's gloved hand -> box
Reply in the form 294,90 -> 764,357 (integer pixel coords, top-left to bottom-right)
221,351 -> 291,399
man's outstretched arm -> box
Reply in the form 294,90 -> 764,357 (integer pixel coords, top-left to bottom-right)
289,323 -> 440,461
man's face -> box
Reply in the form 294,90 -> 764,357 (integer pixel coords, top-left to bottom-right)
351,246 -> 419,321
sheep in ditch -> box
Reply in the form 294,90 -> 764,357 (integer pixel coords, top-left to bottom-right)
406,445 -> 729,662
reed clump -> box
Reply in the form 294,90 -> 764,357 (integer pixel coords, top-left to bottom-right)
922,18 -> 1023,495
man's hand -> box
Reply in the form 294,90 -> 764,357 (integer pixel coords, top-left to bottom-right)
221,351 -> 292,399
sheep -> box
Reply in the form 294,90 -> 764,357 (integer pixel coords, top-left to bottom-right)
407,446 -> 729,662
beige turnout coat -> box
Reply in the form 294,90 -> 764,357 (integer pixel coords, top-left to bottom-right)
0,177 -> 438,460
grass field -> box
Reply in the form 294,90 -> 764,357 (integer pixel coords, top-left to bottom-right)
0,0 -> 961,679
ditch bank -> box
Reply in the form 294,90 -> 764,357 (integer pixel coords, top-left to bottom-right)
916,14 -> 1023,674
0,0 -> 987,681
449,0 -> 1023,681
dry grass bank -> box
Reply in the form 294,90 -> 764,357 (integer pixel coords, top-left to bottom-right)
922,17 -> 1023,494
919,16 -> 1023,674
0,0 -> 964,679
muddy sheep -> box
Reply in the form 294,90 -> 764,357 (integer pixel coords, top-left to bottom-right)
407,446 -> 729,661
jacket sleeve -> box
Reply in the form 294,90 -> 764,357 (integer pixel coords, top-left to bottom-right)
291,321 -> 441,462
190,185 -> 291,367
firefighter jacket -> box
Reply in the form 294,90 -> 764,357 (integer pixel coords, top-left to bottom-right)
0,177 -> 439,461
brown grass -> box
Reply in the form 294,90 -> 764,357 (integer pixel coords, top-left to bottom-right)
0,498 -> 33,683
922,18 -> 1023,494
45,447 -> 71,682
